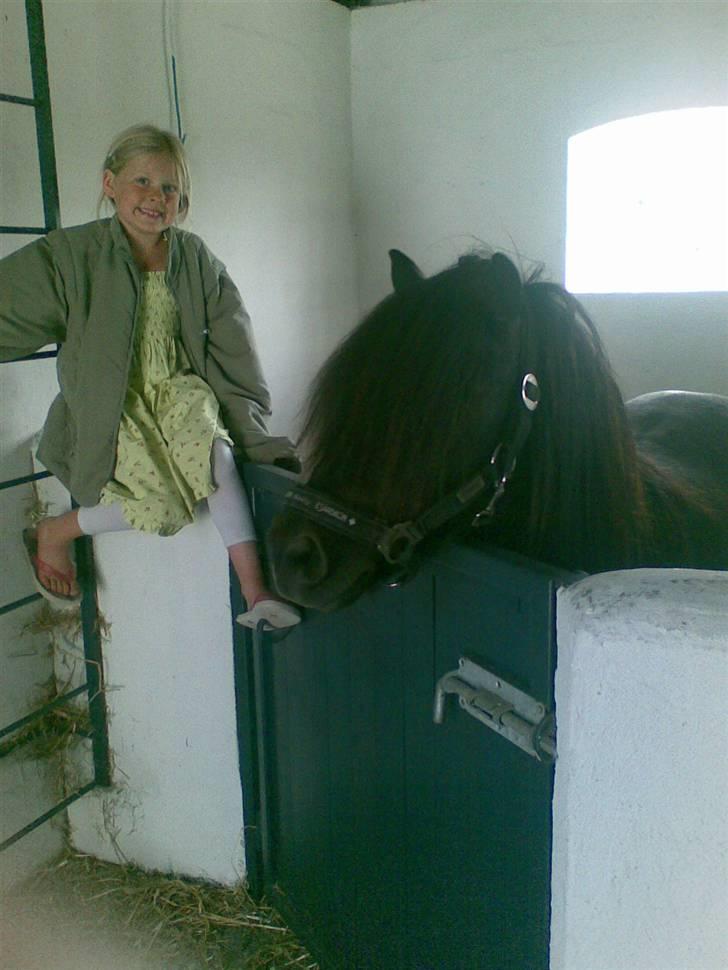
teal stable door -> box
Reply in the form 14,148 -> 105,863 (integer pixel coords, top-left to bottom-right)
233,465 -> 575,970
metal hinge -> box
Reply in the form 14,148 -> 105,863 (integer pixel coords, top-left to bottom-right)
433,657 -> 555,763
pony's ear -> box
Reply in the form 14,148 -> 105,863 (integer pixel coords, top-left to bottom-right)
490,253 -> 523,320
389,249 -> 424,292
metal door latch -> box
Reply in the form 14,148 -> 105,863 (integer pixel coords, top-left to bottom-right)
433,657 -> 555,762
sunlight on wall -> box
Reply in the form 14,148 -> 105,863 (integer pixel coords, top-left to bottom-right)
565,107 -> 728,293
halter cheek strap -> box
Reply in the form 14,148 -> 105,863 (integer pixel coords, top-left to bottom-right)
377,372 -> 540,563
471,372 -> 540,526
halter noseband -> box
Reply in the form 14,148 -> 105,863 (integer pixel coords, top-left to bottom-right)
281,372 -> 540,569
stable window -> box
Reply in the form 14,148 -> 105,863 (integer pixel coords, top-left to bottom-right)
565,107 -> 728,293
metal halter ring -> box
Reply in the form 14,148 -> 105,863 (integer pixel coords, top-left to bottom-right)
521,373 -> 540,412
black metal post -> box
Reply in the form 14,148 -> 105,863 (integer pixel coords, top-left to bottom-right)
251,620 -> 273,888
25,0 -> 60,232
75,534 -> 112,788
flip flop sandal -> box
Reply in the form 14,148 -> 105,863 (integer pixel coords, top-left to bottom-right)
236,596 -> 302,631
22,527 -> 81,610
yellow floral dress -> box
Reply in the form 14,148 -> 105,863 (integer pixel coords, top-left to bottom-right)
100,272 -> 231,536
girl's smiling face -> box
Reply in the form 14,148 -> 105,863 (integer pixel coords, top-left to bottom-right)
102,152 -> 181,246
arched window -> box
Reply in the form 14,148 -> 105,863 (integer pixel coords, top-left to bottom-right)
565,107 -> 727,293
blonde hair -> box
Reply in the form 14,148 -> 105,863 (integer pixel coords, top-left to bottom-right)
98,124 -> 190,220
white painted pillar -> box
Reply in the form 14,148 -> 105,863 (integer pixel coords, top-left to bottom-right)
551,569 -> 728,970
67,517 -> 246,885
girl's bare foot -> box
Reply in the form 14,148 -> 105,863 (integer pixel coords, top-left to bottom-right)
34,511 -> 82,599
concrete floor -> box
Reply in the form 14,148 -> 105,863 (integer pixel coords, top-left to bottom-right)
1,875 -> 202,970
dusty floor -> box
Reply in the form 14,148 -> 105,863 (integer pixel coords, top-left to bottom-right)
0,853 -> 318,970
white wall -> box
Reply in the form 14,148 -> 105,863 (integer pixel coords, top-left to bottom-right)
2,0 -> 356,886
552,569 -> 728,970
351,0 -> 728,399
174,0 -> 357,431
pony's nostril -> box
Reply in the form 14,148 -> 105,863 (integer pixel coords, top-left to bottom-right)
284,532 -> 329,585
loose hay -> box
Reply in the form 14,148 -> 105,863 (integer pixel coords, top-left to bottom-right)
35,852 -> 319,970
2,601 -> 110,843
22,598 -> 112,642
0,692 -> 91,761
25,492 -> 50,526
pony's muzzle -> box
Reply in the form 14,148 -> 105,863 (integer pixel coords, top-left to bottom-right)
269,522 -> 330,596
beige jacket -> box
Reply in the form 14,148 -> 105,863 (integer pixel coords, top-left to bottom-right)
0,217 -> 295,505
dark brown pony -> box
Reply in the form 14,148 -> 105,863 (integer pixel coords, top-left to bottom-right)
268,249 -> 728,611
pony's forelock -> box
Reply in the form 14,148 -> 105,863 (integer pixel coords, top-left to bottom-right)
299,255 -> 523,521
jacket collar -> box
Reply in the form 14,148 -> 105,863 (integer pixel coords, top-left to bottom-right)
109,213 -> 134,263
164,224 -> 181,280
109,213 -> 181,279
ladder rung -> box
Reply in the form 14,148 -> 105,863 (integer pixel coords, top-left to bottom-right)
0,93 -> 36,106
0,593 -> 42,617
0,684 -> 90,742
0,470 -> 53,491
1,350 -> 58,362
0,226 -> 47,235
0,782 -> 97,852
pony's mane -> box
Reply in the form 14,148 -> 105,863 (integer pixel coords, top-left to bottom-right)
299,252 -> 662,574
491,277 -> 650,571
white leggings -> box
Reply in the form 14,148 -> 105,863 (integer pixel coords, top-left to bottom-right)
77,439 -> 256,548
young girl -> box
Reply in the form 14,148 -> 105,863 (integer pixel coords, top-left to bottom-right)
0,124 -> 300,630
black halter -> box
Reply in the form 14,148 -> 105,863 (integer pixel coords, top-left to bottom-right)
280,372 -> 540,569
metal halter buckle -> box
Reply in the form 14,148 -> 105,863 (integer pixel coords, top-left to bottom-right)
377,521 -> 425,566
471,443 -> 515,526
